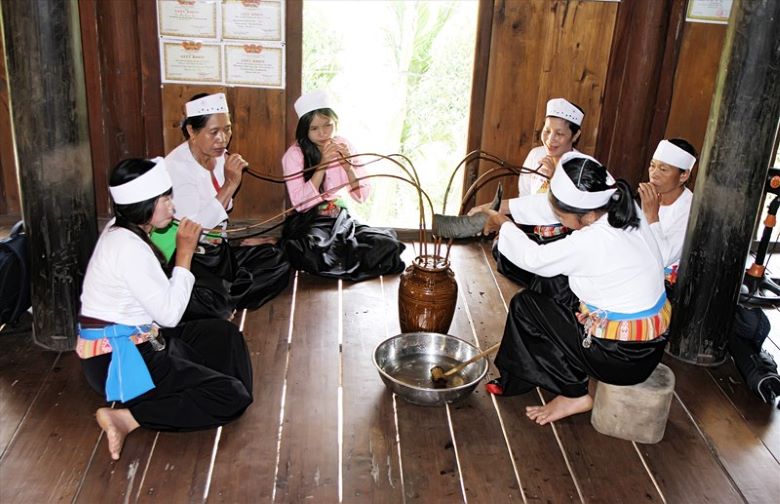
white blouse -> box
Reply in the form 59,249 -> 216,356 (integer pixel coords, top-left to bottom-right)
497,211 -> 665,313
517,146 -> 580,197
80,225 -> 195,327
650,188 -> 693,268
166,142 -> 231,228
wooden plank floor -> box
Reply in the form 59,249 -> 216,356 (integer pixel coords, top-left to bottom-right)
1,242 -> 779,503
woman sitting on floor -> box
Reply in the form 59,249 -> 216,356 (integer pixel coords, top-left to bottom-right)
280,89 -> 405,281
471,98 -> 585,308
481,152 -> 670,425
79,158 -> 253,460
158,92 -> 291,320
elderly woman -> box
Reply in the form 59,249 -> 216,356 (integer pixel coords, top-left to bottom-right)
637,138 -> 697,286
79,158 -> 253,460
472,98 -> 586,307
159,93 -> 291,319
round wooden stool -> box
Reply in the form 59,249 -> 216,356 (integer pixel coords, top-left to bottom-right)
590,363 -> 675,444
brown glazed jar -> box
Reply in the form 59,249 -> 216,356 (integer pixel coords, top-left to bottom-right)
398,255 -> 458,334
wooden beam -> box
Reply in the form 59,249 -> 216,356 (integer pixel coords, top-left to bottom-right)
668,0 -> 780,364
595,0 -> 680,187
1,0 -> 97,350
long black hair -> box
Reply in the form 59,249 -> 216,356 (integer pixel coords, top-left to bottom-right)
295,107 -> 339,182
546,101 -> 585,147
109,158 -> 172,270
180,92 -> 213,139
549,157 -> 639,230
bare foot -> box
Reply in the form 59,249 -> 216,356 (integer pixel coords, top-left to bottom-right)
96,407 -> 140,460
525,394 -> 593,425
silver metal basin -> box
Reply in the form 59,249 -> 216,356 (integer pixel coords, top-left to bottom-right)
373,332 -> 489,406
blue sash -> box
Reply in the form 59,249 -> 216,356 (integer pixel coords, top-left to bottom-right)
584,292 -> 667,321
78,323 -> 156,402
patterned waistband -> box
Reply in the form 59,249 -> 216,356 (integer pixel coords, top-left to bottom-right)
664,265 -> 678,285
75,328 -> 155,359
533,224 -> 569,238
579,297 -> 671,342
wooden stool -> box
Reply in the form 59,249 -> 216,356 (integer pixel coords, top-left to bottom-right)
590,363 -> 675,444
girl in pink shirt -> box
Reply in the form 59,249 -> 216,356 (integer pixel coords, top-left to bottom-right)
280,90 -> 405,281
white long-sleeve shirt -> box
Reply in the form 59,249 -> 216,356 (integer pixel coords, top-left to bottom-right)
166,142 -> 231,228
650,188 -> 692,269
497,212 -> 665,313
80,225 -> 195,327
517,146 -> 580,196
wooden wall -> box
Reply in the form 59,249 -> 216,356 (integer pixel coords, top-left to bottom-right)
470,0 -> 618,204
0,30 -> 19,216
665,22 -> 728,186
0,0 -> 729,221
75,0 -> 301,220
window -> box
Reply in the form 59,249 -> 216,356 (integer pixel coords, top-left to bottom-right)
302,0 -> 479,228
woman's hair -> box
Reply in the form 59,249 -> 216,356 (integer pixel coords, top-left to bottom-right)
109,158 -> 172,269
180,92 -> 213,139
549,157 -> 639,230
546,102 -> 585,147
295,108 -> 339,182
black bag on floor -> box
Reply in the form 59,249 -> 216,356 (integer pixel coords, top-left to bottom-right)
727,305 -> 780,407
0,221 -> 31,325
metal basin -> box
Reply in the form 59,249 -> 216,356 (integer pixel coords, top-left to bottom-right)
373,332 -> 489,406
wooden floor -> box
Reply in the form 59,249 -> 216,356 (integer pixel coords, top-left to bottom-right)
1,241 -> 779,503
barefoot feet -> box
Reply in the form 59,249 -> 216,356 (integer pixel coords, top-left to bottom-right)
525,394 -> 593,425
95,407 -> 140,460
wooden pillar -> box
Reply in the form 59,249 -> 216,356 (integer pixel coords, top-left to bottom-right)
667,0 -> 780,364
595,0 -> 686,187
1,0 -> 97,350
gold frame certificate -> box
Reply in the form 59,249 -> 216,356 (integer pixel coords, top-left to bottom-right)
157,0 -> 218,40
224,43 -> 284,88
222,0 -> 284,42
161,40 -> 223,84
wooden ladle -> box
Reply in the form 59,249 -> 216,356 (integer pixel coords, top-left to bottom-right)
430,342 -> 501,386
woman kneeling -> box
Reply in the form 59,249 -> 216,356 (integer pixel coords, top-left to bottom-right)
78,158 -> 253,459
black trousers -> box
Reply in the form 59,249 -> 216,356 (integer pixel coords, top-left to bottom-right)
184,241 -> 291,321
282,207 -> 405,282
81,319 -> 253,431
494,290 -> 667,398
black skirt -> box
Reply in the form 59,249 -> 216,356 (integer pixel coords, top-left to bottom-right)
281,207 -> 405,282
494,289 -> 668,398
183,240 -> 291,321
81,319 -> 253,431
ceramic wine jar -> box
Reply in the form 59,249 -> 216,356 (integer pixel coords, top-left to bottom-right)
398,255 -> 458,334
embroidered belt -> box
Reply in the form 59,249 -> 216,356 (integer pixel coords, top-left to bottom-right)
579,293 -> 671,343
664,265 -> 678,285
78,323 -> 165,402
533,224 -> 570,238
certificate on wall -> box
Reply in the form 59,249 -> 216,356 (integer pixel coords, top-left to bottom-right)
224,43 -> 284,88
161,40 -> 223,84
222,0 -> 284,41
158,0 -> 219,40
686,0 -> 733,24
157,0 -> 287,88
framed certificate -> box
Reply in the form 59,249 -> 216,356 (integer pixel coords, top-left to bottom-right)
157,0 -> 219,40
224,43 -> 284,88
157,0 -> 287,88
686,0 -> 733,24
161,40 -> 223,84
222,0 -> 284,42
